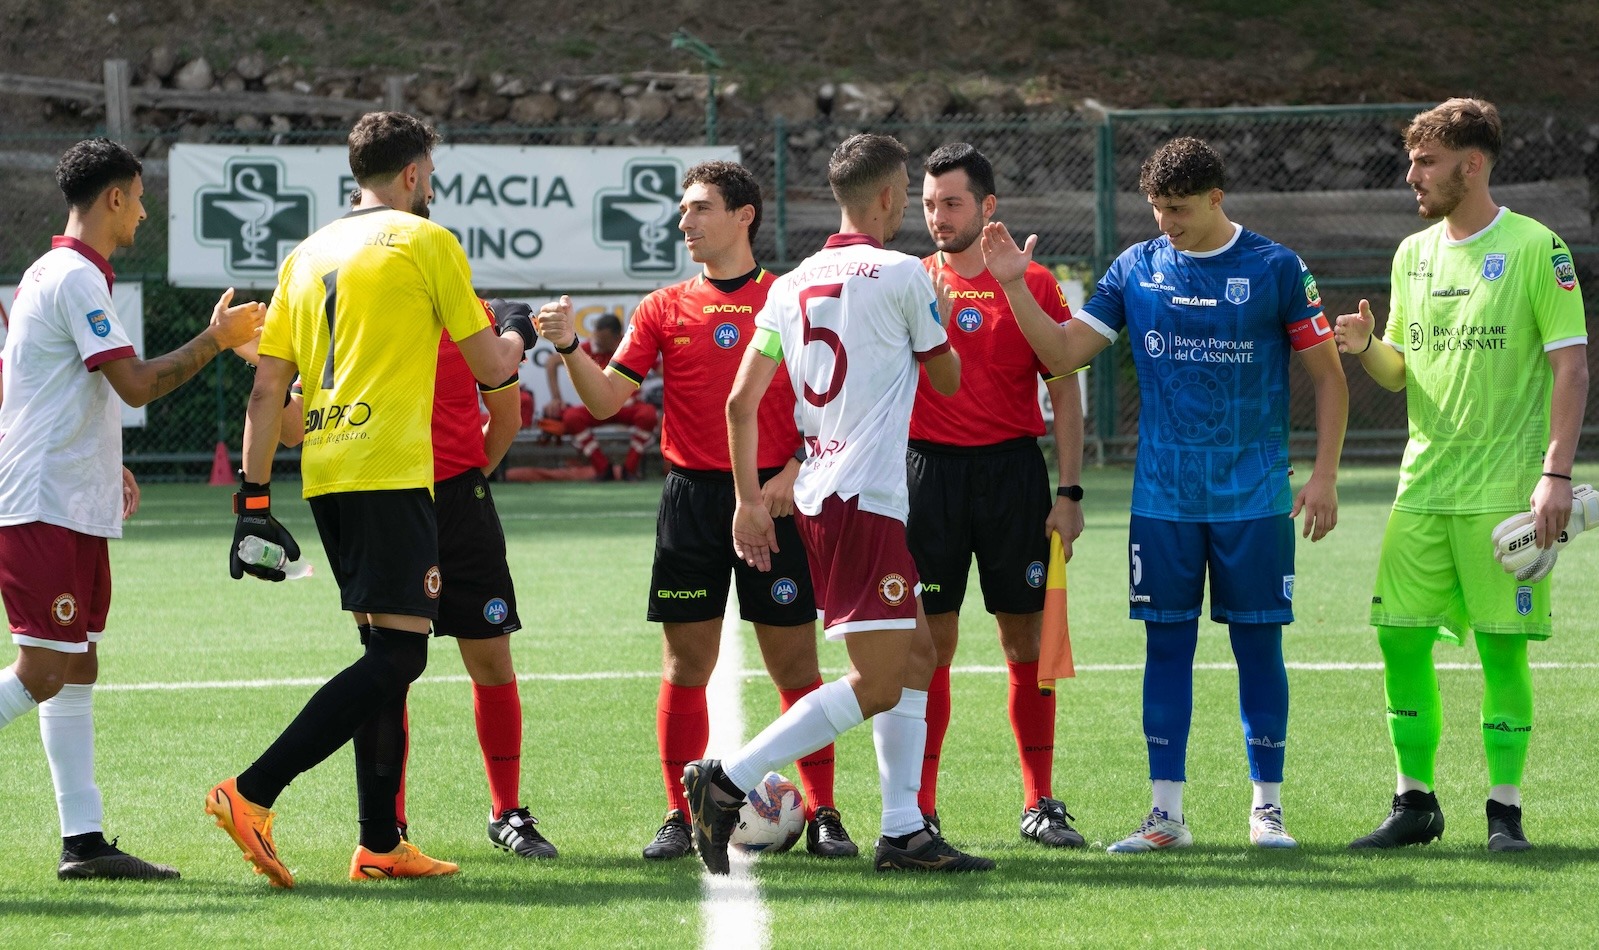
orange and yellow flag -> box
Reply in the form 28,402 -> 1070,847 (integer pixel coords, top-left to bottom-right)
1038,531 -> 1075,695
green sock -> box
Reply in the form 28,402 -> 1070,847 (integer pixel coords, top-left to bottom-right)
1476,633 -> 1534,788
1378,626 -> 1442,788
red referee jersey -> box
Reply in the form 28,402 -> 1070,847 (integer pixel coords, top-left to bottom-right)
609,271 -> 800,471
432,299 -> 496,482
909,256 -> 1072,446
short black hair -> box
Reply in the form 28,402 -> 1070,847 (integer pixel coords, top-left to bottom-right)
592,314 -> 623,336
1138,137 -> 1226,199
683,160 -> 763,243
924,142 -> 996,200
347,111 -> 440,185
828,133 -> 909,208
56,138 -> 143,211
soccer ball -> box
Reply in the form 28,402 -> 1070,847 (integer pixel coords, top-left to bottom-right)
729,771 -> 805,854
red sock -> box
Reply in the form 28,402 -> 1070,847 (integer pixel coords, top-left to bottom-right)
657,681 -> 708,815
473,680 -> 523,817
778,679 -> 833,818
393,700 -> 411,829
1007,660 -> 1055,804
919,665 -> 952,815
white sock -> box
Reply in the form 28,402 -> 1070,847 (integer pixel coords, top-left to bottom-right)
873,688 -> 928,837
1152,779 -> 1184,822
1396,774 -> 1431,795
1252,781 -> 1282,811
1489,784 -> 1521,808
40,683 -> 103,837
0,667 -> 39,729
725,678 -> 863,792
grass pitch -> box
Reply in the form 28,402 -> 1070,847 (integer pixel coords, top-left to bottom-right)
0,464 -> 1596,948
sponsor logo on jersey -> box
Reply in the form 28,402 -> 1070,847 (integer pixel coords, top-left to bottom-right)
197,158 -> 315,277
1552,252 -> 1577,290
703,304 -> 753,314
1138,270 -> 1175,292
770,577 -> 799,605
1408,322 -> 1424,351
483,597 -> 509,624
674,335 -> 691,346
1171,295 -> 1218,307
1515,585 -> 1533,616
1026,561 -> 1045,588
425,566 -> 442,599
85,309 -> 111,337
1225,278 -> 1251,305
955,307 -> 983,332
1407,259 -> 1432,279
713,322 -> 740,348
596,159 -> 685,278
657,588 -> 709,599
1283,575 -> 1295,600
1144,329 -> 1166,357
303,402 -> 373,433
1431,288 -> 1471,297
1482,253 -> 1507,281
949,290 -> 996,299
1129,586 -> 1152,604
878,573 -> 909,607
51,593 -> 78,626
1302,273 -> 1322,308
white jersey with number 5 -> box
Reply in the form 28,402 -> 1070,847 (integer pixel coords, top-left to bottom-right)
755,233 -> 950,521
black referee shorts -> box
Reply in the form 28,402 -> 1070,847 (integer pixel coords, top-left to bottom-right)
434,468 -> 521,639
647,467 -> 816,626
309,487 -> 440,619
906,437 -> 1050,616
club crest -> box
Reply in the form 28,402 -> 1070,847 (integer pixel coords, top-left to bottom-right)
1225,278 -> 1251,305
1482,253 -> 1506,281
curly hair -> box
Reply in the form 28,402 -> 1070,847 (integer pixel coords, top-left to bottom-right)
828,133 -> 909,208
56,138 -> 142,211
682,160 -> 763,242
1404,98 -> 1501,163
1138,137 -> 1226,199
347,111 -> 440,184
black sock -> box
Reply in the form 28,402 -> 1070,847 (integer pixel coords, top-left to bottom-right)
62,831 -> 107,855
355,684 -> 410,853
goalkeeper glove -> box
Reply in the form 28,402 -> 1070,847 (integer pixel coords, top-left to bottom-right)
487,298 -> 537,350
1491,483 -> 1599,583
230,473 -> 302,582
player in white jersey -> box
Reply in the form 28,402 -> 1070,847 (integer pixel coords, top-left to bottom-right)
0,138 -> 263,880
682,133 -> 993,875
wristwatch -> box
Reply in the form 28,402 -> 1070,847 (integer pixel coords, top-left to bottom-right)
554,336 -> 581,355
1056,485 -> 1084,502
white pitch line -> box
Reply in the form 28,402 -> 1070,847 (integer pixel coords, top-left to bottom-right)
124,509 -> 655,528
700,602 -> 769,950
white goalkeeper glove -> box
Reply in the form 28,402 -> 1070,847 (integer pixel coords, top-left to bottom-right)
1492,483 -> 1599,583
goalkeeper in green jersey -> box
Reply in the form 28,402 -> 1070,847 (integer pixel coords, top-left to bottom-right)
1335,98 -> 1589,853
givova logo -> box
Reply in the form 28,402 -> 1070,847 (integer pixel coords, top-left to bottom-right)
197,159 -> 313,277
596,160 -> 683,278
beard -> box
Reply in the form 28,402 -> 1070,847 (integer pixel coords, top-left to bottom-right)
1417,164 -> 1467,220
409,188 -> 431,219
930,217 -> 983,254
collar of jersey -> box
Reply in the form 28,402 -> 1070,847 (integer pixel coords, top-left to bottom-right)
1441,206 -> 1508,248
825,233 -> 883,249
51,235 -> 114,289
1177,222 -> 1242,260
342,205 -> 395,220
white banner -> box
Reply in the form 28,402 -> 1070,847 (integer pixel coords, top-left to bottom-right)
1,282 -> 146,427
168,144 -> 738,291
511,293 -> 644,409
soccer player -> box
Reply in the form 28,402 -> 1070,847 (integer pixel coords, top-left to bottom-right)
205,111 -> 529,887
1338,99 -> 1588,853
0,137 -> 264,880
533,160 -> 858,861
543,313 -> 658,480
685,133 -> 994,876
911,142 -> 1087,848
985,137 -> 1348,852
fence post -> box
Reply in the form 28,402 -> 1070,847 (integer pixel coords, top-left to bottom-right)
1091,113 -> 1119,447
383,76 -> 407,112
773,116 -> 788,268
103,59 -> 132,143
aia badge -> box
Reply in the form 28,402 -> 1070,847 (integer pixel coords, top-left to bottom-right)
86,309 -> 111,338
955,307 -> 983,332
1482,253 -> 1507,282
878,573 -> 909,607
1552,252 -> 1577,291
1225,278 -> 1251,305
1025,560 -> 1045,588
483,597 -> 509,624
1516,586 -> 1533,617
771,577 -> 798,605
714,322 -> 740,348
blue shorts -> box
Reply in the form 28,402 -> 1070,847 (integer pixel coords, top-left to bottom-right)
1127,514 -> 1295,624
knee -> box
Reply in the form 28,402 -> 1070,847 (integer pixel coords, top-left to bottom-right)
368,628 -> 429,684
562,407 -> 591,432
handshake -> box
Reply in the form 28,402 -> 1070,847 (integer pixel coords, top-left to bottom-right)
1491,483 -> 1599,583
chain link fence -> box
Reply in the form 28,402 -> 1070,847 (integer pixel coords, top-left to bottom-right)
2,106 -> 1595,477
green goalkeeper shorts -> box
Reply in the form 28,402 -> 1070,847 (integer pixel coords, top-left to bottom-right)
1370,509 -> 1552,644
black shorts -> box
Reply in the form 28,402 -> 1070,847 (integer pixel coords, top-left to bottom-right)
647,468 -> 816,626
906,438 -> 1050,616
309,487 -> 440,619
434,468 -> 521,639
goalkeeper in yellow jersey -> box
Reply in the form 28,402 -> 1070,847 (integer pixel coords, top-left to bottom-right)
1336,98 -> 1588,853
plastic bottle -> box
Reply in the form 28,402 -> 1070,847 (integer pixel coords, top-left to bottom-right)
236,535 -> 313,580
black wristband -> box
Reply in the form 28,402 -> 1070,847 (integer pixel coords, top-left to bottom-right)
555,336 -> 581,355
1359,334 -> 1374,354
793,445 -> 807,463
1543,471 -> 1572,481
1056,485 -> 1084,502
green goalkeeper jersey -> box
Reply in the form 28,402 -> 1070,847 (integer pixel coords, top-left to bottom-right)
1384,209 -> 1587,514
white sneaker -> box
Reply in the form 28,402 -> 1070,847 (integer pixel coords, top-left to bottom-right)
1106,809 -> 1193,853
1249,805 -> 1298,849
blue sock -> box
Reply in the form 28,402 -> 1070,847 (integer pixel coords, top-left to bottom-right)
1143,620 -> 1198,782
1230,623 -> 1288,783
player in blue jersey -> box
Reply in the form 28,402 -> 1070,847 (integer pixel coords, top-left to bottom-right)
983,137 -> 1348,851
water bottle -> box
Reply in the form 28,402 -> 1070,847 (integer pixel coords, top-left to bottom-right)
237,535 -> 313,580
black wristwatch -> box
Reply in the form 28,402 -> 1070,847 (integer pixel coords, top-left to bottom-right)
554,336 -> 581,355
1056,485 -> 1084,502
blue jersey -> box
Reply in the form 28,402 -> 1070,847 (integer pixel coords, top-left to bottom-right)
1078,225 -> 1327,522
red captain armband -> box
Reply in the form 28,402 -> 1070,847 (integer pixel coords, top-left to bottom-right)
1286,313 -> 1333,352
